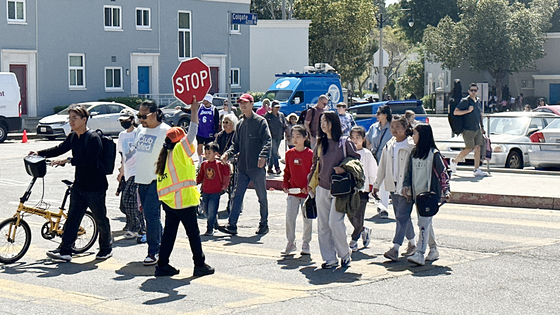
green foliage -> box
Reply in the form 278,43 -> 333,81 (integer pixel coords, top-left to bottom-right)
98,97 -> 150,109
251,0 -> 284,19
395,0 -> 459,44
248,91 -> 265,102
397,52 -> 425,98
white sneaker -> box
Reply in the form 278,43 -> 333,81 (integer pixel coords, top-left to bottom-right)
349,240 -> 358,252
473,169 -> 488,177
407,252 -> 425,266
361,226 -> 372,248
281,242 -> 297,255
449,159 -> 457,174
426,247 -> 440,261
300,242 -> 310,255
123,231 -> 138,239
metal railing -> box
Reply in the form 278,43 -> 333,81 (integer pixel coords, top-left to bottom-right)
130,92 -> 245,107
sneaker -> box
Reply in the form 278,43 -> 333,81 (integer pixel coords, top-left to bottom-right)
321,260 -> 339,269
281,242 -> 297,255
123,231 -> 138,239
402,243 -> 416,256
379,210 -> 389,219
95,249 -> 113,260
137,233 -> 147,244
361,227 -> 372,248
473,169 -> 488,177
349,240 -> 358,252
143,254 -> 159,266
275,169 -> 282,175
426,247 -> 440,261
267,169 -> 274,175
450,159 -> 457,174
407,252 -> 425,266
300,242 -> 310,255
219,225 -> 238,235
46,250 -> 72,262
203,229 -> 214,236
341,254 -> 351,267
155,264 -> 180,277
255,225 -> 269,235
193,263 -> 215,277
383,248 -> 399,261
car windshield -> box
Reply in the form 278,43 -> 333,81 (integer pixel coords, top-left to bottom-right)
545,118 -> 560,129
486,116 -> 529,135
56,104 -> 93,115
262,90 -> 292,102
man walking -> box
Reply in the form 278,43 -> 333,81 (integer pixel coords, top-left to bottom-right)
450,83 -> 487,177
220,93 -> 272,235
304,95 -> 328,149
33,104 -> 112,262
264,100 -> 287,175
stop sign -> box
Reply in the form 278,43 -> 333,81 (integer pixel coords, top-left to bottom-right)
172,57 -> 212,105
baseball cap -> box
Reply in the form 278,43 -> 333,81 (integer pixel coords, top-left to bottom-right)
203,94 -> 213,103
118,109 -> 135,121
271,100 -> 281,107
237,93 -> 254,103
166,127 -> 186,144
336,102 -> 347,108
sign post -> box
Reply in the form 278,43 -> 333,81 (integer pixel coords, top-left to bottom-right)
172,57 -> 212,105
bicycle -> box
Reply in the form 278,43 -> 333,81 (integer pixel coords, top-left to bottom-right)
0,155 -> 98,264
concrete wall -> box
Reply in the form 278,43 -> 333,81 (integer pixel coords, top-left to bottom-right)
249,20 -> 310,92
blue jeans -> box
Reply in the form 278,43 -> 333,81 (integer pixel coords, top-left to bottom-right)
228,168 -> 268,228
138,181 -> 162,256
268,138 -> 281,171
202,192 -> 221,231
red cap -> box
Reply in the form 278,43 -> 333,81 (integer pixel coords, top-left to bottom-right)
237,93 -> 254,103
166,127 -> 185,143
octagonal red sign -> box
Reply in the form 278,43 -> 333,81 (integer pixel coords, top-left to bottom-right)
172,57 -> 212,105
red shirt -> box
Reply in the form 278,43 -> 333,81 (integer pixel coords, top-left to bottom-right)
196,160 -> 231,194
282,147 -> 313,198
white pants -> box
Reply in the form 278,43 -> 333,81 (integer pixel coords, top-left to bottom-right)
286,195 -> 313,245
378,182 -> 390,210
416,215 -> 437,255
316,186 -> 350,263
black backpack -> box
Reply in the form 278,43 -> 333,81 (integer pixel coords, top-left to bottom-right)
297,107 -> 315,125
448,97 -> 464,135
84,130 -> 117,175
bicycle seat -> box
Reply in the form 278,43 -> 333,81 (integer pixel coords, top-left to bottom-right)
61,180 -> 73,186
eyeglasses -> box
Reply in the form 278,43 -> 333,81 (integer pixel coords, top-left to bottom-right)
68,115 -> 83,121
222,120 -> 230,125
137,112 -> 153,120
469,89 -> 478,92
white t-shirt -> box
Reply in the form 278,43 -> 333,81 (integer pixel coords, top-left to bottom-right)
134,123 -> 171,184
357,148 -> 377,192
118,128 -> 138,180
392,139 -> 408,182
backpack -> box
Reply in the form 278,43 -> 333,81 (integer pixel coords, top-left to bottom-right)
297,107 -> 315,125
448,97 -> 464,135
82,129 -> 117,175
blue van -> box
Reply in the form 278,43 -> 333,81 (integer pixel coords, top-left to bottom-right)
348,100 -> 428,131
254,71 -> 343,115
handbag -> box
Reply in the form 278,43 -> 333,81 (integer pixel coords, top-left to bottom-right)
303,196 -> 317,219
415,191 -> 444,217
330,172 -> 355,197
308,144 -> 321,193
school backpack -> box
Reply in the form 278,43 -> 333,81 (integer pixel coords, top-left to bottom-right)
448,97 -> 464,135
297,107 -> 315,125
84,130 -> 117,175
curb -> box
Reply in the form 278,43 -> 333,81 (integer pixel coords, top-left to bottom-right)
7,133 -> 42,141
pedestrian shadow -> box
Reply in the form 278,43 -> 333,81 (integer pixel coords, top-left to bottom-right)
350,251 -> 377,262
140,276 -> 194,305
114,261 -> 154,281
365,215 -> 396,224
216,234 -> 265,246
298,265 -> 362,285
450,175 -> 486,182
1,255 -> 99,278
369,259 -> 453,277
276,254 -> 314,270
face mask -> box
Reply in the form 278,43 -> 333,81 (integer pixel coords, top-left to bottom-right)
120,120 -> 132,129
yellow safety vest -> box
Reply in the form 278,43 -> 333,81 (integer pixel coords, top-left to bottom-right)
157,137 -> 200,209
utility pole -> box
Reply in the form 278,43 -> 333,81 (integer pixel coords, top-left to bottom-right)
377,14 -> 385,100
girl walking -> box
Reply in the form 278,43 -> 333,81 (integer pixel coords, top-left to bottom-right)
403,124 -> 450,265
281,125 -> 314,255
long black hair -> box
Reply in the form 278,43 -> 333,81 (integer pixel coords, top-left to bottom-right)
155,137 -> 177,175
317,111 -> 342,153
412,123 -> 438,160
291,124 -> 310,148
451,79 -> 462,104
377,105 -> 393,123
140,100 -> 164,122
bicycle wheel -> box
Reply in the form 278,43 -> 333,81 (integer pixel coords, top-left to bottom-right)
0,217 -> 31,264
72,211 -> 98,253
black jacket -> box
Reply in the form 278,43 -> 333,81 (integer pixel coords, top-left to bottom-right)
225,113 -> 271,171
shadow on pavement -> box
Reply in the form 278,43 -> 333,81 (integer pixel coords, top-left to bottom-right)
213,233 -> 265,246
140,276 -> 194,305
276,254 -> 314,270
369,259 -> 453,277
298,265 -> 362,285
450,175 -> 485,182
350,250 -> 377,262
366,215 -> 396,224
114,261 -> 154,281
1,256 -> 99,278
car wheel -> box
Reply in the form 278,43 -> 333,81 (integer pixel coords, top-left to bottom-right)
0,124 -> 7,143
178,118 -> 190,129
505,150 -> 523,169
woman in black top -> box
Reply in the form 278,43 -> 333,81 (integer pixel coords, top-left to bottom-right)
215,113 -> 238,155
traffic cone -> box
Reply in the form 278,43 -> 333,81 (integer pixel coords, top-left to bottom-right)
22,130 -> 28,143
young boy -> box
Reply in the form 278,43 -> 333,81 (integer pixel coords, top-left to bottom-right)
197,142 -> 231,236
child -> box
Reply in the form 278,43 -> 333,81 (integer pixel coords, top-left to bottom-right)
373,115 -> 417,261
197,142 -> 231,236
348,126 -> 377,252
285,113 -> 299,149
281,125 -> 314,255
403,124 -> 450,265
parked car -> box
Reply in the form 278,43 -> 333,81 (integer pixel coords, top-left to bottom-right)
348,100 -> 428,131
161,99 -> 191,128
36,102 -> 135,139
439,112 -> 557,169
528,118 -> 560,169
533,105 -> 560,116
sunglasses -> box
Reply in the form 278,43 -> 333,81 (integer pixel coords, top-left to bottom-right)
137,112 -> 153,120
222,120 -> 230,124
469,89 -> 478,92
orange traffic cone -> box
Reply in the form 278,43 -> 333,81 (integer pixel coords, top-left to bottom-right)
22,130 -> 28,143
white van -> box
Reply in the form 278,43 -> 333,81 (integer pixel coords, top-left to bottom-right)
0,72 -> 22,142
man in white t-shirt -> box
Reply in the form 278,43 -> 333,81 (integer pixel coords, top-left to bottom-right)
134,100 -> 170,266
116,109 -> 145,240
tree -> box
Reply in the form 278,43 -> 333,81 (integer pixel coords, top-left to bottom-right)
294,0 -> 377,87
251,0 -> 287,20
397,51 -> 425,98
395,0 -> 459,44
423,0 -> 557,101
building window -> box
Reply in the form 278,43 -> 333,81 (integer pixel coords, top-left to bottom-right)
105,67 -> 123,91
230,23 -> 240,34
104,5 -> 122,30
69,54 -> 85,89
178,11 -> 191,59
136,7 -> 150,29
231,68 -> 240,87
7,0 -> 25,23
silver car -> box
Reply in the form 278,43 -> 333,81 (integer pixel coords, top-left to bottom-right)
439,112 -> 557,168
528,118 -> 560,169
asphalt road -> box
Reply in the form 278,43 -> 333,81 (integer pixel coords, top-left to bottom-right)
0,139 -> 559,314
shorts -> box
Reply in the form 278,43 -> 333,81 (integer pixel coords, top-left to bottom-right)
462,129 -> 484,149
196,135 -> 215,145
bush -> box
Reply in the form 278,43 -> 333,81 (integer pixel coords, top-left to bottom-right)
98,96 -> 150,109
247,91 -> 264,102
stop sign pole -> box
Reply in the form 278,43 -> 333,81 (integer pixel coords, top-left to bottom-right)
172,57 -> 212,105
